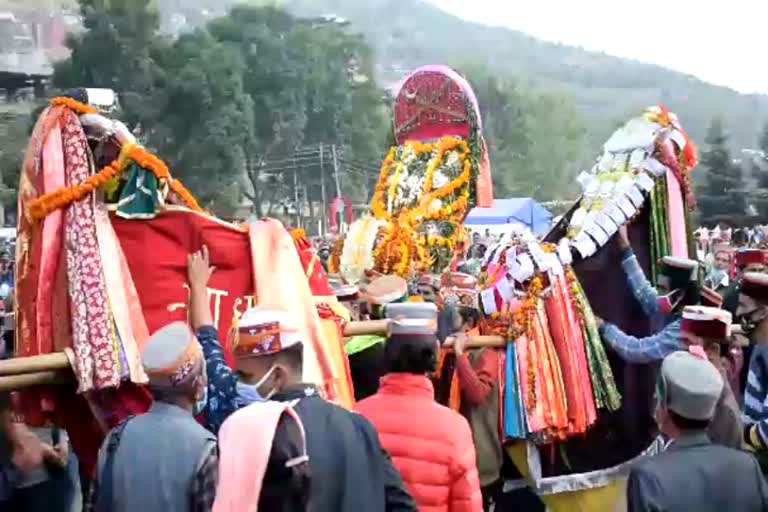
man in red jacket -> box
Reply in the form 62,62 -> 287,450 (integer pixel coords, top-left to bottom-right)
355,302 -> 483,512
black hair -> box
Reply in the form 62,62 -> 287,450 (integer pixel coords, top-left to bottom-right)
458,307 -> 479,329
384,334 -> 438,374
733,229 -> 748,246
677,280 -> 702,312
274,343 -> 304,374
437,305 -> 460,343
669,410 -> 710,431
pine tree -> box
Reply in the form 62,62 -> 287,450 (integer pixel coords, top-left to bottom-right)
697,118 -> 745,226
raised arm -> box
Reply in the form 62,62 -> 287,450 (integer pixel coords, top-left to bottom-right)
617,226 -> 661,319
188,247 -> 238,434
598,319 -> 682,364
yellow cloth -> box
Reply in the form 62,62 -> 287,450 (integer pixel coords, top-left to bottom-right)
506,444 -> 627,512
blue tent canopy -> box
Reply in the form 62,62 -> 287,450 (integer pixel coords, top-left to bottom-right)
465,197 -> 552,235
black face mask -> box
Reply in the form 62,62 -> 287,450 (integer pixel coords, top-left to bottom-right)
741,307 -> 768,336
742,315 -> 758,336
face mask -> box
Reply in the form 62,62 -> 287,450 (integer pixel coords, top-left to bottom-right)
741,307 -> 768,335
194,385 -> 208,416
236,365 -> 278,406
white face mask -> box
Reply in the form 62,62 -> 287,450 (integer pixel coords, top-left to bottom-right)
235,364 -> 279,405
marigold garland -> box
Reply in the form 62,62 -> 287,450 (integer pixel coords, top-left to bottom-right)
29,159 -> 124,220
369,136 -> 472,275
28,140 -> 204,220
510,274 -> 544,414
328,239 -> 344,274
511,274 -> 544,341
50,96 -> 97,115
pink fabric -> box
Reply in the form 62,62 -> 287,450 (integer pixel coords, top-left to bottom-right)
666,170 -> 688,258
36,121 -> 65,357
61,110 -> 121,391
476,139 -> 494,208
248,219 -> 338,403
214,401 -> 305,512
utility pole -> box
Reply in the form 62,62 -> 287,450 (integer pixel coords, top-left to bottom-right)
293,154 -> 300,228
319,143 -> 327,235
332,144 -> 342,232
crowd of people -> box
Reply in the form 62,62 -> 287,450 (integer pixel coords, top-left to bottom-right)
4,220 -> 768,511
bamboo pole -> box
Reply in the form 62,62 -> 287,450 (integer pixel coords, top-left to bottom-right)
0,320 -> 506,390
0,352 -> 70,376
0,370 -> 72,392
342,319 -> 390,336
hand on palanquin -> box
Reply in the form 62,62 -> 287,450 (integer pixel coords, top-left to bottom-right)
452,332 -> 468,356
187,245 -> 216,292
188,245 -> 217,330
593,316 -> 605,329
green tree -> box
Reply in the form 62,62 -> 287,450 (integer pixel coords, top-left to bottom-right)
463,67 -> 587,200
147,30 -> 254,212
53,0 -> 167,130
206,5 -> 386,217
53,1 -> 386,218
697,118 -> 745,225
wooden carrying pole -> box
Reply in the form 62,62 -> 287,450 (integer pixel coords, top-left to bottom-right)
0,321 -> 506,391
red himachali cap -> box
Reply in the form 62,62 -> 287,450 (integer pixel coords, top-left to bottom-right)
233,307 -> 302,358
700,286 -> 723,308
735,249 -> 768,269
741,272 -> 768,303
681,306 -> 732,339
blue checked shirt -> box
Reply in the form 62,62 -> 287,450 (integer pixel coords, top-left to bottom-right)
599,249 -> 683,363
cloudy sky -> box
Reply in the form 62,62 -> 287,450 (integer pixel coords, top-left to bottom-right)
425,0 -> 767,95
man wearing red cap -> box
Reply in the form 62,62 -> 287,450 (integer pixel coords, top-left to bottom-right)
679,306 -> 742,448
722,248 -> 768,317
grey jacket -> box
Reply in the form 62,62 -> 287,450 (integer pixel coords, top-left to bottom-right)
95,401 -> 215,512
627,432 -> 768,512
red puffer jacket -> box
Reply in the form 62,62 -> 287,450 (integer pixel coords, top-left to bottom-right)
355,373 -> 483,512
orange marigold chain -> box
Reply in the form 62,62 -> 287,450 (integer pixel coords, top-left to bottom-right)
50,96 -> 97,115
29,159 -> 125,220
29,100 -> 204,220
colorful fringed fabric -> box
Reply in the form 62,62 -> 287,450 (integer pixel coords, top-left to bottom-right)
544,276 -> 596,435
504,342 -> 528,439
544,275 -> 597,435
531,302 -> 569,439
570,277 -> 622,411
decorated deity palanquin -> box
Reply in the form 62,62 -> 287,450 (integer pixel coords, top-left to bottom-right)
14,89 -> 354,479
332,66 -> 493,283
